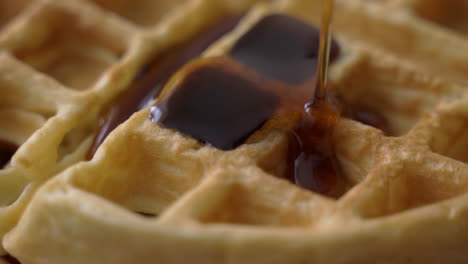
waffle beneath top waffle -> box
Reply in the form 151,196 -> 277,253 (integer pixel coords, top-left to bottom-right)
1,0 -> 468,263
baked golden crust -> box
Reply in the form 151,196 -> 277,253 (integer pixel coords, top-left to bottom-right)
0,0 -> 468,263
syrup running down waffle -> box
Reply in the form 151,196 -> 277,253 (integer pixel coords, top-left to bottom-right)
1,0 -> 468,263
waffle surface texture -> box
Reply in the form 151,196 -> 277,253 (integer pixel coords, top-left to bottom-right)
1,0 -> 468,263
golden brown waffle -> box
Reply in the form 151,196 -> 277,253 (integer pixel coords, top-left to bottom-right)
1,0 -> 468,263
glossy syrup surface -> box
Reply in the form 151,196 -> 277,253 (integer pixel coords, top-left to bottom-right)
150,14 -> 387,197
286,0 -> 348,197
87,14 -> 244,158
231,14 -> 340,85
0,140 -> 18,169
151,15 -> 329,150
151,60 -> 278,150
287,96 -> 347,198
150,14 -> 347,197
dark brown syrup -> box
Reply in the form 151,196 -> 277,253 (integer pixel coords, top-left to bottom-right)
150,15 -> 344,197
286,94 -> 347,198
151,59 -> 278,150
149,14 -> 388,197
0,140 -> 18,169
286,0 -> 348,197
286,88 -> 389,197
230,14 -> 340,85
87,14 -> 244,159
151,15 -> 333,150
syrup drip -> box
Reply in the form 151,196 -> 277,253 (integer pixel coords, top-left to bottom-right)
150,13 -> 387,197
151,14 -> 338,150
87,14 -> 244,159
286,0 -> 348,197
0,140 -> 18,169
287,92 -> 347,198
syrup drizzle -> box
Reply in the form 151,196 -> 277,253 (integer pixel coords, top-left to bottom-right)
149,11 -> 387,197
150,15 -> 336,151
287,0 -> 349,197
87,14 -> 244,159
287,96 -> 346,197
315,0 -> 335,100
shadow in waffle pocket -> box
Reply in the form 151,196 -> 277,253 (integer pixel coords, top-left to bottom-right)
0,66 -> 55,207
0,108 -> 49,207
334,52 -> 463,137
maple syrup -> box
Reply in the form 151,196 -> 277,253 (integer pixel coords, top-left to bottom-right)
151,59 -> 278,150
149,11 -> 386,197
230,14 -> 340,85
149,13 -> 346,197
285,0 -> 349,197
87,14 -> 244,158
286,93 -> 347,198
150,15 -> 333,150
0,140 -> 17,169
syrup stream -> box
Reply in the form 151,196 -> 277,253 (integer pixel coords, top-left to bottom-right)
315,0 -> 335,101
287,0 -> 347,198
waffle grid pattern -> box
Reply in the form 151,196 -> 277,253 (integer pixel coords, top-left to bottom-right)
0,0 -> 467,263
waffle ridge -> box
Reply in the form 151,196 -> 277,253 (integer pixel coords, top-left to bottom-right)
0,0 -> 468,263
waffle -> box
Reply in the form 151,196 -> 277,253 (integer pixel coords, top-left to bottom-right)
1,0 -> 468,263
